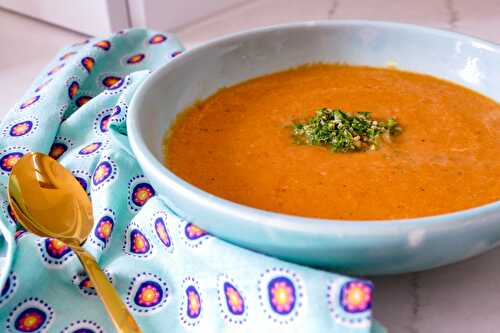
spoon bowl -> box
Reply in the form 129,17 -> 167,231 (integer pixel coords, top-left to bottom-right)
8,151 -> 92,245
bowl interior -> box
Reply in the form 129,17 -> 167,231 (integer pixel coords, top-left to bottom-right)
138,21 -> 500,162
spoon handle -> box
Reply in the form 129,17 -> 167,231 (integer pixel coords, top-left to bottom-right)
72,246 -> 143,333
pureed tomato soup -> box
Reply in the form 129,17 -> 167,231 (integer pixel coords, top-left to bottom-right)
164,64 -> 500,220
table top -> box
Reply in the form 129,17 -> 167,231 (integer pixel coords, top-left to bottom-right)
1,1 -> 500,332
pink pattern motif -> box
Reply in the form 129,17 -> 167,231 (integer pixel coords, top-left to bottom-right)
134,282 -> 163,307
94,40 -> 111,50
92,161 -> 112,186
186,286 -> 201,318
224,282 -> 244,315
268,277 -> 296,314
131,183 -> 155,207
20,95 -> 40,109
49,143 -> 67,160
340,280 -> 372,313
0,152 -> 23,172
10,121 -> 33,136
149,34 -> 167,44
127,53 -> 145,64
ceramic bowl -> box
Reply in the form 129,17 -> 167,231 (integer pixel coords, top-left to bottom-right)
128,21 -> 500,275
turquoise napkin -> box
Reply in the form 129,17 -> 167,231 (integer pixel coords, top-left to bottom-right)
0,28 -> 384,333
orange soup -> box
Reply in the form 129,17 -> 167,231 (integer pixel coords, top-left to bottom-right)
164,64 -> 500,220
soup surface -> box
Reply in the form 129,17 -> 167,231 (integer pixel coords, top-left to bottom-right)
164,64 -> 500,220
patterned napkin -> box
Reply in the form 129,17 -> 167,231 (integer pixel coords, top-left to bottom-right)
0,29 -> 384,333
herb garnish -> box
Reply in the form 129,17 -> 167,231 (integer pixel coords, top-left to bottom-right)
292,108 -> 401,152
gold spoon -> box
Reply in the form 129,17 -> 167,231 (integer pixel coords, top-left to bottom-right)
8,152 -> 142,333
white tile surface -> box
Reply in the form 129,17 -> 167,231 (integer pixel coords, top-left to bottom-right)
0,9 -> 86,115
176,0 -> 333,48
329,0 -> 451,29
0,0 -> 129,36
2,2 -> 500,332
452,0 -> 500,42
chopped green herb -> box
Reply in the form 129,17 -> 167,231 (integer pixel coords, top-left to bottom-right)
292,108 -> 401,152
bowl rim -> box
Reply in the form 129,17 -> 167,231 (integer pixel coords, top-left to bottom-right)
128,19 -> 500,235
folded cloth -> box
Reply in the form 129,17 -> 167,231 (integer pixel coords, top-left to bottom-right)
0,29 -> 384,333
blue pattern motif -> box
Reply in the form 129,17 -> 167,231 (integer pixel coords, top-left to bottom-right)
154,217 -> 171,248
9,121 -> 33,137
94,215 -> 114,247
19,95 -> 40,110
126,272 -> 168,314
224,282 -> 245,315
92,160 -> 116,187
134,281 -> 163,308
129,229 -> 151,254
0,272 -> 17,306
0,152 -> 23,173
185,286 -> 201,319
7,298 -> 54,333
268,276 -> 296,315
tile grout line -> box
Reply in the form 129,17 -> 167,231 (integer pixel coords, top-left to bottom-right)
445,0 -> 460,30
327,0 -> 339,19
172,0 -> 261,34
405,273 -> 421,333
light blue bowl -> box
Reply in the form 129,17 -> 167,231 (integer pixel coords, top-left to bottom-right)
128,21 -> 500,275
